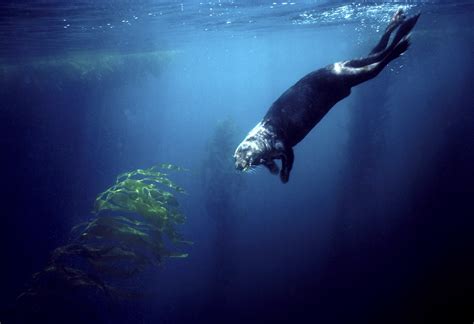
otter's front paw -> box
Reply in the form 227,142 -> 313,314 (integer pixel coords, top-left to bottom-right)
263,160 -> 279,175
280,169 -> 290,183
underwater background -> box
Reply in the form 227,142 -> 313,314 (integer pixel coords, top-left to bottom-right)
1,0 -> 473,323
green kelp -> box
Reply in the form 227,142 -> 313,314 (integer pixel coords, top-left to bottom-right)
93,165 -> 190,246
74,163 -> 191,274
15,164 -> 190,322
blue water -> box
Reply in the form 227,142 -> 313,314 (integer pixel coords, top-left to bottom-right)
1,1 -> 473,323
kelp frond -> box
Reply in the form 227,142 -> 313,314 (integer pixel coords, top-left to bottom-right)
93,164 -> 189,247
16,163 -> 190,314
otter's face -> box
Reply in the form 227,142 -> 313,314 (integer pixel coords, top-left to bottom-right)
233,140 -> 263,171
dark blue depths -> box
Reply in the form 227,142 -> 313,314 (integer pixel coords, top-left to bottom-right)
0,2 -> 473,323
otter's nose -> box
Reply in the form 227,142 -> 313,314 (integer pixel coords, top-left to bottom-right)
235,161 -> 245,171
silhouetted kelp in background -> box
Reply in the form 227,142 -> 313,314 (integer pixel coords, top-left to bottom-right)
201,119 -> 244,311
14,164 -> 190,323
334,71 -> 392,242
0,51 -> 178,94
202,119 -> 244,215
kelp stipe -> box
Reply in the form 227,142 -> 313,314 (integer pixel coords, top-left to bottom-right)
201,119 -> 245,306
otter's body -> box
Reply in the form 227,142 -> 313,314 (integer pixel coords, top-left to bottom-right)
264,67 -> 351,148
234,10 -> 420,183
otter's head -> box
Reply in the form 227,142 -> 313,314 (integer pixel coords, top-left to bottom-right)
233,139 -> 265,171
233,122 -> 271,171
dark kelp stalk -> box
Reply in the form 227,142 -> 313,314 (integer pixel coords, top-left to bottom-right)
201,119 -> 245,310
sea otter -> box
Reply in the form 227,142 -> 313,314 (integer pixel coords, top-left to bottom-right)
234,9 -> 420,183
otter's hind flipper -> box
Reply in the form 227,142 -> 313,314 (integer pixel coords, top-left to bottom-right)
370,8 -> 406,55
378,12 -> 420,65
390,12 -> 420,51
340,12 -> 420,86
384,36 -> 411,64
345,11 -> 420,69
